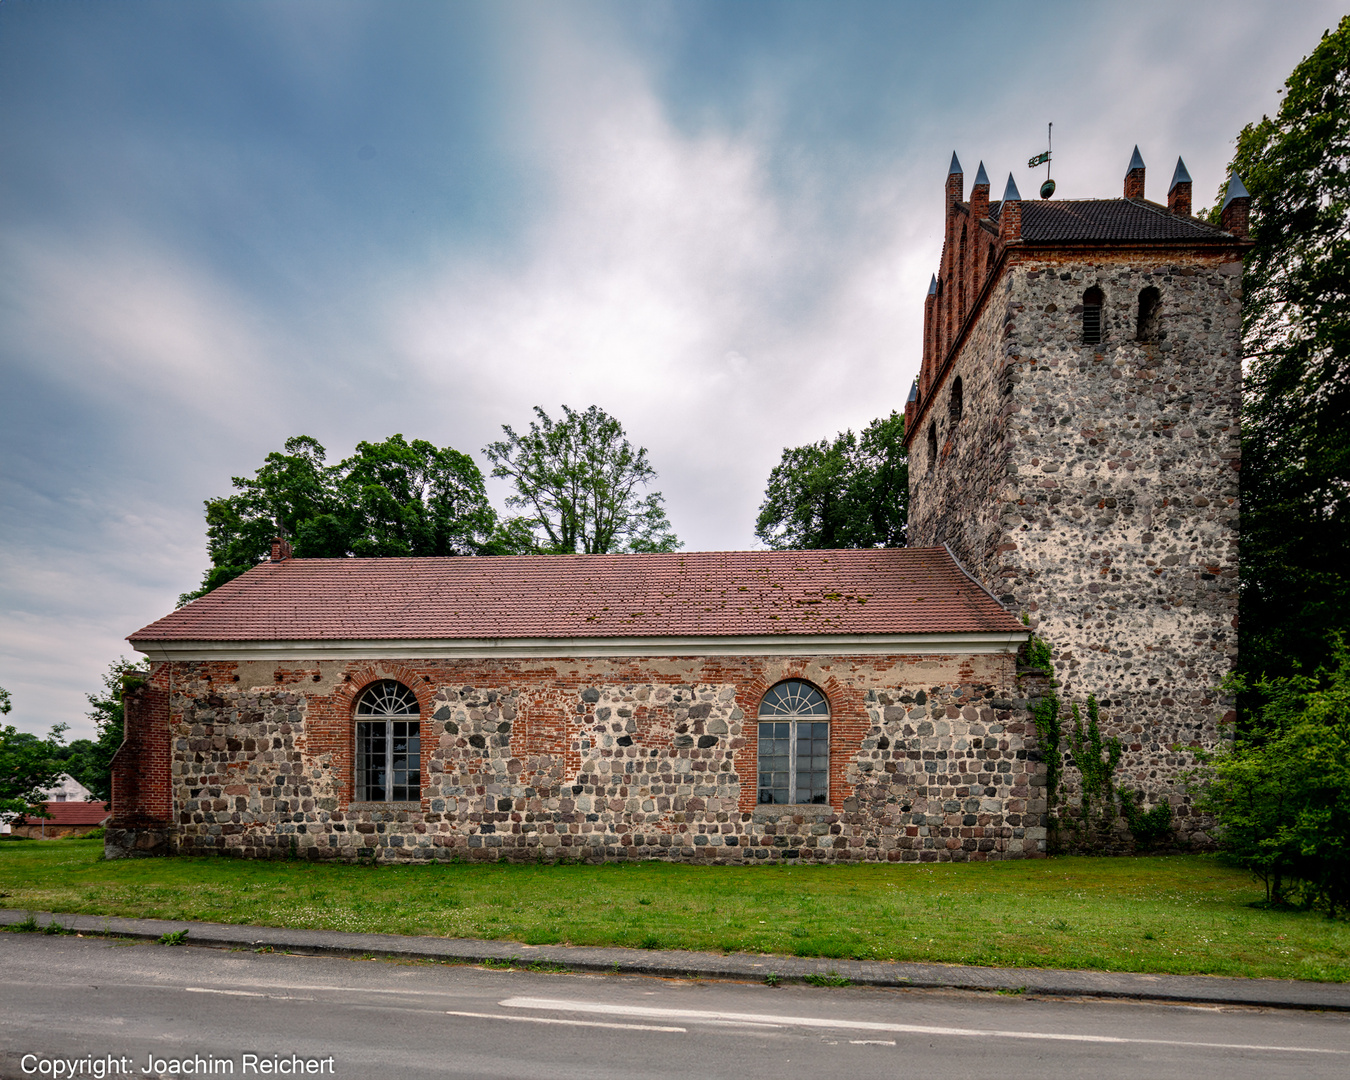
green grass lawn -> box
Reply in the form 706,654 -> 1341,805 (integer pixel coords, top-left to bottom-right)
2,839 -> 1347,982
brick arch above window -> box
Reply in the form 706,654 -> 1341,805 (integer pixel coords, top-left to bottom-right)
332,664 -> 435,717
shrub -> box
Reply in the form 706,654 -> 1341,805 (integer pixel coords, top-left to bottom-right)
1195,644 -> 1350,916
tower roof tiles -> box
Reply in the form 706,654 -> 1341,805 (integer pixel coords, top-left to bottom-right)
990,197 -> 1235,242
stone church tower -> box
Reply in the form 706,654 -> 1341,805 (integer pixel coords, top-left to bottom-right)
904,150 -> 1252,831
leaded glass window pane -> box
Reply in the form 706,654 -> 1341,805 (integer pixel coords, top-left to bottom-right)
756,680 -> 830,805
758,681 -> 829,717
355,680 -> 420,717
354,681 -> 420,802
356,721 -> 387,802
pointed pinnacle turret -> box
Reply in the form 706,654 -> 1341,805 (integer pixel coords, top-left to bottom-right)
1169,157 -> 1192,193
1220,173 -> 1251,238
1002,173 -> 1021,202
1124,146 -> 1147,198
928,274 -> 938,296
1167,157 -> 1193,217
973,161 -> 989,187
949,152 -> 963,175
1221,173 -> 1250,210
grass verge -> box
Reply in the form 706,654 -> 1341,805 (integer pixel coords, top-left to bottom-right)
1,841 -> 1346,981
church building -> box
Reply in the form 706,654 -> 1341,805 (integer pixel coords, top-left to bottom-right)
109,147 -> 1250,862
904,150 -> 1250,836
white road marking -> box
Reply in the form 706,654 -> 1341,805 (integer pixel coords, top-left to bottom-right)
446,1009 -> 684,1033
850,1040 -> 897,1046
499,997 -> 1350,1055
186,983 -> 468,999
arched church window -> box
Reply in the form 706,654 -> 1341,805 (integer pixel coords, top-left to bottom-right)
1082,286 -> 1105,345
1136,286 -> 1161,341
949,376 -> 964,423
757,680 -> 830,805
354,679 -> 421,803
927,422 -> 938,471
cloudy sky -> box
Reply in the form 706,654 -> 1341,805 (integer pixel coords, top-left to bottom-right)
0,0 -> 1339,738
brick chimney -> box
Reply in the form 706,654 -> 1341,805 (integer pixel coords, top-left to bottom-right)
1167,157 -> 1192,217
970,161 -> 990,220
270,537 -> 292,562
1220,173 -> 1251,238
999,173 -> 1022,242
1124,145 -> 1145,199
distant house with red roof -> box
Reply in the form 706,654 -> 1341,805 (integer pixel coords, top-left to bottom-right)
109,546 -> 1035,863
8,796 -> 110,839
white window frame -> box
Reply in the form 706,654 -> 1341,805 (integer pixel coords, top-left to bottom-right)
354,680 -> 422,803
757,680 -> 830,806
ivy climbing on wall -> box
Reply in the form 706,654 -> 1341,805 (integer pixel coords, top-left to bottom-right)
1020,625 -> 1175,853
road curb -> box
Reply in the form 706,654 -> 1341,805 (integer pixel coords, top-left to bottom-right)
3,908 -> 1348,1012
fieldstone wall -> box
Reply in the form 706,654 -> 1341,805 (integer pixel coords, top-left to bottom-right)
143,651 -> 1046,863
909,250 -> 1243,841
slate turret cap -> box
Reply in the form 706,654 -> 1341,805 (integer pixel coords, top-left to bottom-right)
973,161 -> 990,187
907,380 -> 919,404
949,152 -> 963,175
928,274 -> 937,296
1169,157 -> 1192,192
1126,145 -> 1146,174
1002,173 -> 1022,202
1221,173 -> 1251,210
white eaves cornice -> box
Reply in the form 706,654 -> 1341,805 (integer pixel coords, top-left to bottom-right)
132,631 -> 1030,663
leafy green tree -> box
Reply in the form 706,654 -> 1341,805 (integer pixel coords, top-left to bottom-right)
755,412 -> 908,549
185,434 -> 518,601
56,658 -> 142,803
335,435 -> 500,558
1219,17 -> 1350,683
0,700 -> 68,819
192,435 -> 335,598
1195,647 -> 1350,916
0,685 -> 10,715
484,405 -> 681,554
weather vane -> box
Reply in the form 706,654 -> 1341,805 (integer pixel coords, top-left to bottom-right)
1028,122 -> 1055,199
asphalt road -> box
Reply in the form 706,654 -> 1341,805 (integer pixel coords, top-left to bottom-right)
1,934 -> 1348,1080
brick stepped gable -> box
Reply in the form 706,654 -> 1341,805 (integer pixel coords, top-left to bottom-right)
903,150 -> 1252,842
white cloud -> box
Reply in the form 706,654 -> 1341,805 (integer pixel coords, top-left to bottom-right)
394,16 -> 931,551
1,229 -> 281,419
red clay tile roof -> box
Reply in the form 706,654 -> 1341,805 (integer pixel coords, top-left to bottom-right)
23,802 -> 111,826
130,548 -> 1024,642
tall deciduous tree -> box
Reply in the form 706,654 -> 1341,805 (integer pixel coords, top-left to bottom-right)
1223,17 -> 1350,682
59,658 -> 143,803
185,434 -> 520,602
335,435 -> 501,558
755,412 -> 908,550
0,687 -> 67,818
484,405 -> 681,554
